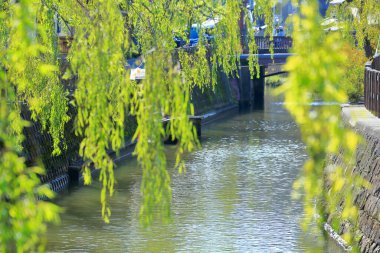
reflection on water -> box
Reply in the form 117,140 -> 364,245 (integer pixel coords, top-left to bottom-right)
46,89 -> 341,252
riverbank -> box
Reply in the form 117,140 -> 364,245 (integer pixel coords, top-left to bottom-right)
326,104 -> 380,252
46,90 -> 321,252
27,71 -> 239,195
72,103 -> 238,186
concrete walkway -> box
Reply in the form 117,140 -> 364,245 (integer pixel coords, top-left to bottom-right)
341,104 -> 380,136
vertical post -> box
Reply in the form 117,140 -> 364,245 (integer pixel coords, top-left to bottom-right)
365,68 -> 368,110
373,71 -> 380,117
252,66 -> 266,110
369,71 -> 372,113
371,71 -> 374,113
68,166 -> 81,187
240,0 -> 248,52
377,72 -> 380,117
238,65 -> 252,110
375,71 -> 378,117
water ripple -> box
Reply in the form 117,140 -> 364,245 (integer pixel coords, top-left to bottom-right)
46,99 -> 329,253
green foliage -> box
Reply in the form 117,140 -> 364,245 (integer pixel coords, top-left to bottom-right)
327,0 -> 380,55
2,0 -> 264,232
349,0 -> 380,53
60,0 -> 131,223
341,44 -> 368,102
265,75 -> 284,87
0,41 -> 60,253
245,0 -> 276,77
1,0 -> 379,251
245,9 -> 260,78
254,0 -> 274,39
0,1 -> 64,251
48,0 -> 246,225
0,1 -> 9,51
211,1 -> 241,77
6,0 -> 69,156
277,1 -> 369,249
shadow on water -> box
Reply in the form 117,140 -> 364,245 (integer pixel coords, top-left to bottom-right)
45,86 -> 347,253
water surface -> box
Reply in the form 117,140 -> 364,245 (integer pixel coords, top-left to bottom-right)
47,91 -> 335,252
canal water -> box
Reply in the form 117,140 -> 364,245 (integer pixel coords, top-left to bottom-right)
46,90 -> 343,252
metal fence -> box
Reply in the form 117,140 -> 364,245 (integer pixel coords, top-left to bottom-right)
254,36 -> 293,50
241,36 -> 293,54
364,55 -> 380,116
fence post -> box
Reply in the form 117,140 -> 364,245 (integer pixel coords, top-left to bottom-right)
376,71 -> 379,117
364,67 -> 368,108
377,72 -> 380,117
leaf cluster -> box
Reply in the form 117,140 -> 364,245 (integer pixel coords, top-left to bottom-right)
1,0 -> 379,251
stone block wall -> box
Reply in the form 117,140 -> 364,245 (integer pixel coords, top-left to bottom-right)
328,105 -> 380,252
22,70 -> 234,191
20,104 -> 83,195
352,133 -> 380,252
191,70 -> 235,115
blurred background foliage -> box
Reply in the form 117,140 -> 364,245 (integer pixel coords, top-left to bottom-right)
342,44 -> 368,103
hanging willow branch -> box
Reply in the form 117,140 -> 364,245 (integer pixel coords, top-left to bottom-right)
1,0 -> 379,251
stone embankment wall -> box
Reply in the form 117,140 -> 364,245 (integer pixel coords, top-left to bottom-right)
191,71 -> 236,115
329,105 -> 380,252
24,74 -> 236,193
21,105 -> 82,193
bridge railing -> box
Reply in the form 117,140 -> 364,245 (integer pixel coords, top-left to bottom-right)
255,36 -> 293,49
364,55 -> 380,117
242,36 -> 293,54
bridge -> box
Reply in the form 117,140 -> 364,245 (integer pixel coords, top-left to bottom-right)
242,36 -> 292,76
237,36 -> 293,109
58,35 -> 293,110
240,53 -> 292,77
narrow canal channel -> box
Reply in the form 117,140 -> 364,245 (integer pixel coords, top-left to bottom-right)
46,90 -> 342,252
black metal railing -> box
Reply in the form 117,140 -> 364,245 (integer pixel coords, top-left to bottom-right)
254,36 -> 293,50
242,36 -> 293,54
364,55 -> 380,116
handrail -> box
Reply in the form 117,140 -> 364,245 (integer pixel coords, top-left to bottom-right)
253,36 -> 293,49
364,55 -> 380,117
241,36 -> 293,54
372,55 -> 380,71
